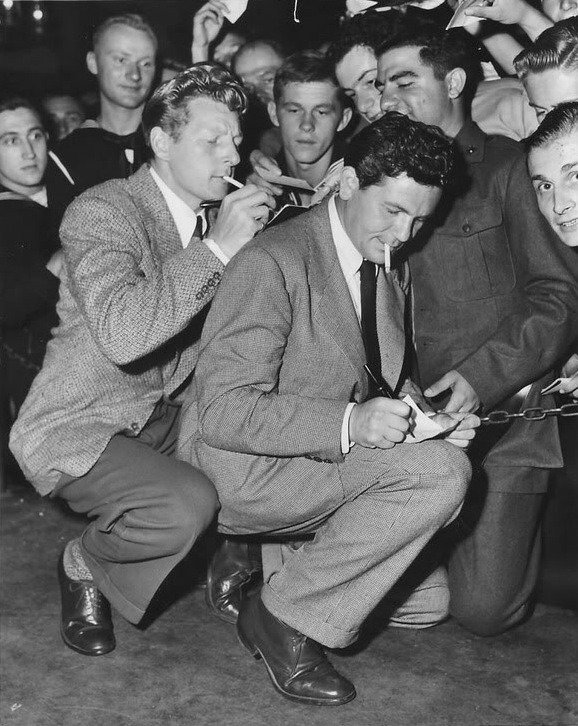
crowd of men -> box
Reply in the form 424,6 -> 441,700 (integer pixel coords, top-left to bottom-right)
2,0 -> 578,708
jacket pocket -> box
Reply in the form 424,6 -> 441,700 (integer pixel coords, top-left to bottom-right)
438,203 -> 516,302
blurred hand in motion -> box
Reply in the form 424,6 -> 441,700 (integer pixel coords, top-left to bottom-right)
246,149 -> 283,196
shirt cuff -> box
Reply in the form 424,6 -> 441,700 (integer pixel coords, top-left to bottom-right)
204,238 -> 229,265
341,402 -> 356,454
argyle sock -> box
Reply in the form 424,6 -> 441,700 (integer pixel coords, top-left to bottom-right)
63,538 -> 93,581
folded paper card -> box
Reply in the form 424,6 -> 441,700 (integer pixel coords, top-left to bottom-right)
446,0 -> 490,29
402,394 -> 459,444
222,0 -> 248,24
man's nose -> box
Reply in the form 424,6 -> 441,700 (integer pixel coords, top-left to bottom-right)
22,139 -> 36,159
299,113 -> 315,131
553,188 -> 575,216
394,216 -> 413,244
126,61 -> 142,81
380,90 -> 399,113
223,138 -> 241,168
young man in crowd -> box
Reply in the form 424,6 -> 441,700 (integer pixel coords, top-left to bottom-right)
9,65 -> 272,658
514,17 -> 578,124
0,97 -> 62,413
178,113 -> 478,706
526,101 -> 578,399
46,13 -> 157,227
261,50 -> 352,211
374,23 -> 578,635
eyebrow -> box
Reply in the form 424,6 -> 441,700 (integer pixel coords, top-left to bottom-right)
530,173 -> 551,182
354,68 -> 376,85
562,160 -> 578,172
388,70 -> 418,82
0,126 -> 44,139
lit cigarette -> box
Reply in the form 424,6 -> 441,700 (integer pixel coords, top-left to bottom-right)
222,175 -> 244,189
384,244 -> 391,273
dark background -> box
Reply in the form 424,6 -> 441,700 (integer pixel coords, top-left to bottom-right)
0,0 -> 352,98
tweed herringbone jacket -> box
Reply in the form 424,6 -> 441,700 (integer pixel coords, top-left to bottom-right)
10,164 -> 223,494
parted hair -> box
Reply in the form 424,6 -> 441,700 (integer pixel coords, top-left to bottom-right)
92,13 -> 158,52
273,50 -> 345,105
525,101 -> 578,151
142,63 -> 248,145
514,18 -> 578,79
345,111 -> 455,190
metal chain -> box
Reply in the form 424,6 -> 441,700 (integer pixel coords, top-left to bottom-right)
481,402 -> 578,425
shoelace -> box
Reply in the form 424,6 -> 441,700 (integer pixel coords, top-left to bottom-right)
69,582 -> 107,625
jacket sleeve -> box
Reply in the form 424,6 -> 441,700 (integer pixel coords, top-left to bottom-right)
196,244 -> 348,460
456,155 -> 578,410
60,190 -> 224,366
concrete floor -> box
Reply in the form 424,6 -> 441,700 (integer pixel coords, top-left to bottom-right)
2,418 -> 578,726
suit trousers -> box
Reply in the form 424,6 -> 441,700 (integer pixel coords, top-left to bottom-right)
257,439 -> 470,649
53,399 -> 218,623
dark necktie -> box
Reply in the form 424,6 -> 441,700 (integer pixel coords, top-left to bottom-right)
360,259 -> 382,398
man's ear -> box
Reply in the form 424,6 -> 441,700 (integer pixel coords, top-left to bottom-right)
267,100 -> 279,127
149,126 -> 170,161
445,67 -> 467,100
337,106 -> 353,133
86,51 -> 98,77
338,165 -> 360,201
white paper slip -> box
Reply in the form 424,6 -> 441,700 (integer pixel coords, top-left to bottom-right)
259,171 -> 314,191
446,0 -> 490,30
541,378 -> 572,395
222,0 -> 248,23
402,394 -> 458,444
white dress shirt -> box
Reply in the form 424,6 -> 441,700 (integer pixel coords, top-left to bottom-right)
149,166 -> 229,265
328,195 -> 368,453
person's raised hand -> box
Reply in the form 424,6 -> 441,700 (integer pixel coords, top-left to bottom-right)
192,0 -> 228,61
210,184 -> 273,258
246,149 -> 283,196
349,397 -> 411,449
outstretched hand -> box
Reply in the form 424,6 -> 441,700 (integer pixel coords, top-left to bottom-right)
424,370 -> 481,414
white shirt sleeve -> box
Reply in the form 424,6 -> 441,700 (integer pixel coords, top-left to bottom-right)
341,402 -> 356,454
204,238 -> 230,266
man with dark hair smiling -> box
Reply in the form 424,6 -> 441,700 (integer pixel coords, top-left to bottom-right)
10,64 -> 271,658
375,23 -> 578,636
178,112 -> 478,706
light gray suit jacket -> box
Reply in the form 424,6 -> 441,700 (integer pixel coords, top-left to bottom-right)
10,164 -> 223,494
178,200 -> 424,534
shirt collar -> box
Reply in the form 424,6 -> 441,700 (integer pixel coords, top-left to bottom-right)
149,165 -> 206,247
328,195 -> 363,279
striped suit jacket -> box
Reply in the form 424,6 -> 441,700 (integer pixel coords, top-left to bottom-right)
10,164 -> 223,494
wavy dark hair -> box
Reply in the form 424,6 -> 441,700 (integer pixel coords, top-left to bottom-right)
525,101 -> 578,151
376,23 -> 481,106
327,10 -> 407,67
515,18 -> 578,79
345,111 -> 455,190
142,63 -> 248,145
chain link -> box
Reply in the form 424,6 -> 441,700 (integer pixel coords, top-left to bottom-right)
481,402 -> 578,425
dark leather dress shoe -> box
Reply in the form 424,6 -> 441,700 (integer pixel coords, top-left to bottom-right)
58,553 -> 115,656
205,537 -> 262,624
237,591 -> 356,706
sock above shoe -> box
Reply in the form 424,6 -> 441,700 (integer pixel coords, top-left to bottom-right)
63,538 -> 93,581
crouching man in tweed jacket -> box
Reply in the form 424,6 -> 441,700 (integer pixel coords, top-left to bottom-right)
9,64 -> 272,656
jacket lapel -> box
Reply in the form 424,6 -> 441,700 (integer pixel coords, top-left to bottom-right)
128,165 -> 182,262
307,202 -> 367,379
